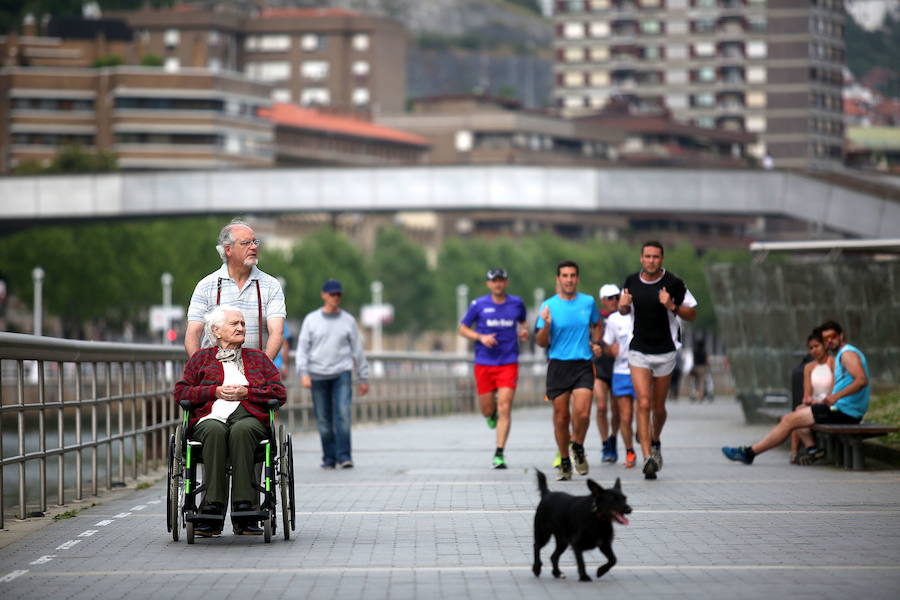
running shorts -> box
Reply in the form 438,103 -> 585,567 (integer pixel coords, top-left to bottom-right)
546,359 -> 594,401
474,363 -> 519,395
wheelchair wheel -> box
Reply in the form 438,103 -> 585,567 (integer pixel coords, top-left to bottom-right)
278,425 -> 292,540
286,434 -> 295,531
186,521 -> 195,545
263,514 -> 272,543
169,427 -> 183,542
166,433 -> 174,534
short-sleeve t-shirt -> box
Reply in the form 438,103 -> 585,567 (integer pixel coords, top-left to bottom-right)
622,269 -> 697,355
602,311 -> 634,375
460,294 -> 527,366
535,293 -> 600,361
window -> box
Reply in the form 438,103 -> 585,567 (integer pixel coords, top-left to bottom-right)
667,21 -> 688,35
589,46 -> 610,60
640,0 -> 661,6
644,46 -> 660,60
667,44 -> 688,59
589,71 -> 609,86
301,88 -> 330,106
352,88 -> 370,105
352,33 -> 370,51
694,42 -> 715,57
641,20 -> 660,35
588,93 -> 608,108
271,89 -> 292,103
589,21 -> 610,37
749,18 -> 767,32
667,70 -> 688,84
667,0 -> 688,6
696,0 -> 716,7
747,66 -> 766,83
747,91 -> 766,107
164,57 -> 180,72
352,60 -> 370,76
694,19 -> 715,33
563,22 -> 585,39
208,30 -> 220,45
258,35 -> 290,52
564,71 -> 585,87
208,57 -> 221,72
564,47 -> 584,62
746,116 -> 766,132
164,28 -> 179,48
693,92 -> 715,107
747,40 -> 767,58
666,94 -> 688,109
246,61 -> 290,81
301,34 -> 321,51
697,66 -> 716,82
563,95 -> 585,108
695,117 -> 715,128
589,0 -> 610,7
301,60 -> 329,80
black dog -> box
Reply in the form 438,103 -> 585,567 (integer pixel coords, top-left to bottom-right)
532,469 -> 632,582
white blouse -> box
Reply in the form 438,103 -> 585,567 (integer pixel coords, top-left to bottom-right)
197,360 -> 249,425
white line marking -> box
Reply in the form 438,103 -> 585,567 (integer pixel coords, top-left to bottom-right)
0,570 -> 29,583
55,540 -> 81,551
145,500 -> 161,505
78,530 -> 99,538
29,556 -> 56,566
296,478 -> 900,488
112,512 -> 131,519
129,505 -> 146,511
292,509 -> 900,516
94,520 -> 114,527
28,565 -> 900,578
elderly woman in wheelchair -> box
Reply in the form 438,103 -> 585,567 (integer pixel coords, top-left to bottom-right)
172,304 -> 290,541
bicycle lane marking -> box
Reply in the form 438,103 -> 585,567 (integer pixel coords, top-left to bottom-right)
0,499 -> 161,584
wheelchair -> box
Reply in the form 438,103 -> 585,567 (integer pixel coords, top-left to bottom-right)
166,399 -> 295,544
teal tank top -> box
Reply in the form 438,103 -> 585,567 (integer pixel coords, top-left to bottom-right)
832,344 -> 869,419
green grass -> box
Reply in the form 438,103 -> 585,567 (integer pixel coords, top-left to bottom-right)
135,482 -> 152,490
53,508 -> 80,520
867,389 -> 900,447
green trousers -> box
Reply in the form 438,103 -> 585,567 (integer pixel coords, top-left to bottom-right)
192,404 -> 267,507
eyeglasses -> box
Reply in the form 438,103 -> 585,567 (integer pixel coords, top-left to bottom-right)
605,295 -> 620,300
486,268 -> 508,280
236,239 -> 261,248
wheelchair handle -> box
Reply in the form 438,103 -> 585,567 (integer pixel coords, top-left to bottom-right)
179,400 -> 193,411
266,399 -> 281,409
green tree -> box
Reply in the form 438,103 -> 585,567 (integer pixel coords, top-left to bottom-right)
371,226 -> 434,334
139,53 -> 163,67
92,54 -> 124,68
47,144 -> 117,173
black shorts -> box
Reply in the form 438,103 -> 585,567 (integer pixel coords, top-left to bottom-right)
811,403 -> 862,425
546,359 -> 595,400
593,355 -> 613,384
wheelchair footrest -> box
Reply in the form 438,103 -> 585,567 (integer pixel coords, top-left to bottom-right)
185,513 -> 226,523
230,510 -> 269,520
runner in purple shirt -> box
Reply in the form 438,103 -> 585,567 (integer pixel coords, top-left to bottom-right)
458,268 -> 529,469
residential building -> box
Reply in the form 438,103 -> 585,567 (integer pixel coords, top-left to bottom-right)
552,0 -> 846,169
0,66 -> 274,172
111,5 -> 407,115
259,102 -> 429,166
379,93 -> 755,167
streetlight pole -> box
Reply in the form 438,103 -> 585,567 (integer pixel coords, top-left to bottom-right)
161,272 -> 173,344
371,280 -> 383,353
456,284 -> 468,355
32,266 -> 44,336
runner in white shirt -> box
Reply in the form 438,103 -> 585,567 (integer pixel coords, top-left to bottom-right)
603,308 -> 637,469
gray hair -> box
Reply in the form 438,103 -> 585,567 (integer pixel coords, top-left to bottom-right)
204,304 -> 243,343
215,219 -> 253,262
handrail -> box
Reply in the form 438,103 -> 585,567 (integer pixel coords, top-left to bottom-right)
0,333 -> 549,527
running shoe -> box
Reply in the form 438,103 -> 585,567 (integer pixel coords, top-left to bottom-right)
651,443 -> 663,470
556,458 -> 572,481
552,451 -> 561,468
624,450 -> 636,469
797,447 -> 825,466
486,409 -> 498,430
492,455 -> 507,469
571,442 -> 589,476
721,446 -> 754,465
601,439 -> 614,463
642,456 -> 659,480
604,436 -> 618,463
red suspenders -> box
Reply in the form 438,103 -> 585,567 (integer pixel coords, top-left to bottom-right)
216,277 -> 264,350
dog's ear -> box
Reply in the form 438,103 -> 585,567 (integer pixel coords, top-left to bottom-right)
613,477 -> 622,491
587,479 -> 604,495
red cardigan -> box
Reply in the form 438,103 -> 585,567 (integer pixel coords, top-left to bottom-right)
174,347 -> 287,428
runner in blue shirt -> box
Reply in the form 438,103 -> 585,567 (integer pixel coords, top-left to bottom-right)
459,268 -> 529,469
535,260 -> 600,481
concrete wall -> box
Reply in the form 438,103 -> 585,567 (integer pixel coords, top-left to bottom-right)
707,260 -> 900,422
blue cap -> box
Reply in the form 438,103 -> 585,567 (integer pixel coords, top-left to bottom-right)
322,279 -> 343,293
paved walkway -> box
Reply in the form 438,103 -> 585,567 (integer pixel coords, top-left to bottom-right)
1,398 -> 899,599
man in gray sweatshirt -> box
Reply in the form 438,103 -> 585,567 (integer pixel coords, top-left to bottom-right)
295,279 -> 369,469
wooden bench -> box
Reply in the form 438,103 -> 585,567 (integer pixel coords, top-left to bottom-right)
810,423 -> 898,470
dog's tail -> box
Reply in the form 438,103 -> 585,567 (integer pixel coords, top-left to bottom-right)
535,469 -> 549,498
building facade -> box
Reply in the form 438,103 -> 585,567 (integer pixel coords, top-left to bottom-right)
552,0 -> 846,169
112,5 -> 407,115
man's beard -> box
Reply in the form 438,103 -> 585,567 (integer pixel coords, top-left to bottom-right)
243,257 -> 258,267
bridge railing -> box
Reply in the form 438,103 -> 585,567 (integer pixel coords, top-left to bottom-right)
0,333 -> 548,526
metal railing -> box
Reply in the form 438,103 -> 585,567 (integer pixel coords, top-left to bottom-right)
1,333 -> 549,526
0,333 -> 185,528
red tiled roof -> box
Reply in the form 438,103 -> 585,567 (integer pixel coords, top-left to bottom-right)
844,98 -> 868,116
259,103 -> 430,147
257,8 -> 359,19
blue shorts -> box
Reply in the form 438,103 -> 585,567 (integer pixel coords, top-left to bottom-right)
612,372 -> 634,398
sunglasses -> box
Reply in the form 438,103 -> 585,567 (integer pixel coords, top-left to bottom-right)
327,292 -> 342,297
